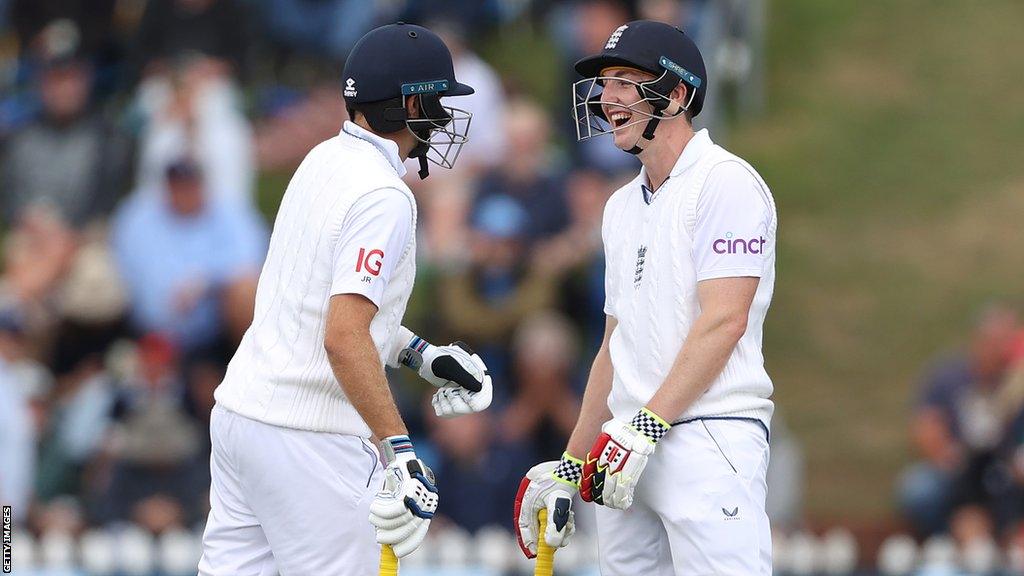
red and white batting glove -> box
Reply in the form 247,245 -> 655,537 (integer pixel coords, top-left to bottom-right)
514,453 -> 580,558
580,408 -> 671,509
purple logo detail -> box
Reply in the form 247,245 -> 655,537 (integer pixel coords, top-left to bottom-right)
713,234 -> 766,255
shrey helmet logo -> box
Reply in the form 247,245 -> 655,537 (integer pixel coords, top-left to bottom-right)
343,78 -> 357,98
604,24 -> 628,49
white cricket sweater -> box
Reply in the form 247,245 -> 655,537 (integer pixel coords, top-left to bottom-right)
602,129 -> 776,426
215,122 -> 417,436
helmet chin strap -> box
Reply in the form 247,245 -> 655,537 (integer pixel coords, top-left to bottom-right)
409,141 -> 430,179
624,73 -> 687,155
624,93 -> 684,156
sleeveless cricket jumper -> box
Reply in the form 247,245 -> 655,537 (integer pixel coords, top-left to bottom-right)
597,129 -> 777,575
215,121 -> 417,437
200,122 -> 416,575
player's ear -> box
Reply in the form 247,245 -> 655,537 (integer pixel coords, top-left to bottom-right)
671,83 -> 688,109
405,95 -> 421,120
670,83 -> 693,123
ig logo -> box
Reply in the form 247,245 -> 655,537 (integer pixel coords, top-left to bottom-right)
356,248 -> 384,277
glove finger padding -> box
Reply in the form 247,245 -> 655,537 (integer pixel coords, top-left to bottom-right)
370,442 -> 439,558
372,511 -> 420,543
429,350 -> 493,417
369,497 -> 411,523
431,388 -> 455,417
392,519 -> 430,558
432,387 -> 472,418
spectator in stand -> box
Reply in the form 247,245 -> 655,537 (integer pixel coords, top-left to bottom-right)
111,159 -> 267,355
0,301 -> 53,397
1,22 -> 133,229
31,318 -> 120,534
92,334 -> 208,532
439,195 -> 561,397
469,98 -> 569,244
395,0 -> 505,38
550,0 -> 639,175
9,1 -> 117,65
431,19 -> 507,176
408,19 -> 508,263
537,168 -> 616,352
899,304 -> 1020,537
428,409 -> 535,533
255,0 -> 379,63
1,206 -> 79,325
500,312 -> 582,459
133,55 -> 255,207
129,0 -> 250,83
8,1 -> 128,97
0,344 -> 35,525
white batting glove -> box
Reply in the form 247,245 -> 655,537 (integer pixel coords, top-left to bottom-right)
580,408 -> 671,509
369,436 -> 439,557
514,455 -> 579,558
399,337 -> 493,418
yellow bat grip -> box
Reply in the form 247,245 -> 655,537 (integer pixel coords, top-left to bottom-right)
535,509 -> 556,576
379,544 -> 399,576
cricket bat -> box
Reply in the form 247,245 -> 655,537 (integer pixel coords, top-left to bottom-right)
535,509 -> 556,576
380,544 -> 399,576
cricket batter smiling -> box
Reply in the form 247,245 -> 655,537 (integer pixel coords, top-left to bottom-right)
198,23 -> 493,575
515,20 -> 777,575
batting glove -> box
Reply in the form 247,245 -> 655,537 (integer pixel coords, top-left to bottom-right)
514,453 -> 580,558
399,336 -> 493,418
580,408 -> 671,509
369,436 -> 439,557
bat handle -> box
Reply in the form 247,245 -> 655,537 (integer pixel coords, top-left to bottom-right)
379,544 -> 399,576
535,509 -> 556,576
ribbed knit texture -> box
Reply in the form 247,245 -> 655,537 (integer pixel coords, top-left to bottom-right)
603,131 -> 776,426
215,131 -> 416,436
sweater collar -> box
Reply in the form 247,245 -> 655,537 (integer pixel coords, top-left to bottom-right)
341,121 -> 407,178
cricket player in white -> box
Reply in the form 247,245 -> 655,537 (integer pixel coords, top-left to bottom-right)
515,20 -> 776,575
198,24 -> 493,575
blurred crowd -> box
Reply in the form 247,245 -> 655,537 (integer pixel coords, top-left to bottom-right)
0,0 -> 768,547
900,304 -> 1024,552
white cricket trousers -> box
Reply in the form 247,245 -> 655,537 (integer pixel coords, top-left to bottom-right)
198,404 -> 384,575
596,418 -> 771,575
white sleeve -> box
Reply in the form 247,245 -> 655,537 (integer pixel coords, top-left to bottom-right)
693,162 -> 772,281
601,197 -> 618,317
330,188 -> 414,307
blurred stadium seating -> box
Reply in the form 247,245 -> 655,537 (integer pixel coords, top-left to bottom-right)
12,524 -> 1024,575
4,0 -> 1024,574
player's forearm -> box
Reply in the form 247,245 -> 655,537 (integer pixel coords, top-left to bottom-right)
566,322 -> 616,458
645,310 -> 747,423
326,326 -> 408,439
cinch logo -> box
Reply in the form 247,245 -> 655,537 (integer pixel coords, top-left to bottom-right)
356,248 -> 384,276
344,78 -> 357,98
713,232 -> 766,255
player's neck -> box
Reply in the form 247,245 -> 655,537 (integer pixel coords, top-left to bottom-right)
352,115 -> 418,160
639,123 -> 694,191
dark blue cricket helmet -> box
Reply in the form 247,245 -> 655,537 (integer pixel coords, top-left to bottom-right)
342,23 -> 475,178
572,20 -> 707,154
343,22 -> 474,107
